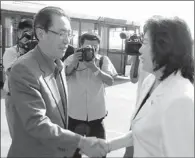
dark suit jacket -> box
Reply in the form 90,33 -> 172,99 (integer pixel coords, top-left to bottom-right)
8,46 -> 81,157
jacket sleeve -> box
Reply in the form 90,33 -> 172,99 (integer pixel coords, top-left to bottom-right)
161,97 -> 194,157
9,63 -> 81,157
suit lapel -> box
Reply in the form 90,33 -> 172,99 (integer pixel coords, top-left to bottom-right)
132,74 -> 169,121
33,46 -> 66,124
131,74 -> 155,121
130,71 -> 183,128
44,75 -> 66,122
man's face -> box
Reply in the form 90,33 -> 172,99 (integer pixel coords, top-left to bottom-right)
82,40 -> 100,55
43,15 -> 72,59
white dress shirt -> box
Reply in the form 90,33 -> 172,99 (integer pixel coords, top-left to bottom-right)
65,54 -> 117,121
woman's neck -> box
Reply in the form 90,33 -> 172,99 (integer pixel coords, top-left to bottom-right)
152,69 -> 162,81
149,69 -> 162,95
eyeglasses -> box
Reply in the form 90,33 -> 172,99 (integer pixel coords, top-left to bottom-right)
47,29 -> 74,39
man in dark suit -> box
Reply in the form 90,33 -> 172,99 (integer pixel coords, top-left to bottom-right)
8,6 -> 106,158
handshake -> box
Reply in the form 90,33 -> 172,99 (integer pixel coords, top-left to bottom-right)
78,136 -> 111,157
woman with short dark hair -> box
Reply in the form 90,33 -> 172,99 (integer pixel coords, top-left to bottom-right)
142,15 -> 194,83
98,16 -> 194,157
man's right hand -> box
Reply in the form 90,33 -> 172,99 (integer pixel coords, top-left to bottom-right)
65,52 -> 82,75
78,137 -> 107,157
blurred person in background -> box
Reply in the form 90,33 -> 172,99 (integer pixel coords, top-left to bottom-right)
2,18 -> 33,138
65,32 -> 117,158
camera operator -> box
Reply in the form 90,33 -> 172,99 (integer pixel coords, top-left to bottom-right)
2,18 -> 33,138
65,32 -> 117,158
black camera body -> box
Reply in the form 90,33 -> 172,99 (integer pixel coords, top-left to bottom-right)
18,31 -> 38,54
125,40 -> 142,56
76,45 -> 95,62
120,32 -> 142,56
23,39 -> 38,52
120,32 -> 142,83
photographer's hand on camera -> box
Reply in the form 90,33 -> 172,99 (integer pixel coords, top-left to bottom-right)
65,51 -> 82,75
65,46 -> 114,85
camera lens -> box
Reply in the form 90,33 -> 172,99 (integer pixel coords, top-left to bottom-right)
23,32 -> 32,40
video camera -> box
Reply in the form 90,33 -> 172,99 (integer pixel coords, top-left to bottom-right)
120,32 -> 143,83
76,45 -> 96,62
18,31 -> 38,53
22,39 -> 38,52
120,32 -> 142,56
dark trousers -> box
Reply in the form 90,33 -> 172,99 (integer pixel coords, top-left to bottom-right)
123,146 -> 134,158
68,116 -> 106,158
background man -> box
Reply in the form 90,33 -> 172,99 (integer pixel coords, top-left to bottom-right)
65,32 -> 118,158
2,18 -> 33,138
